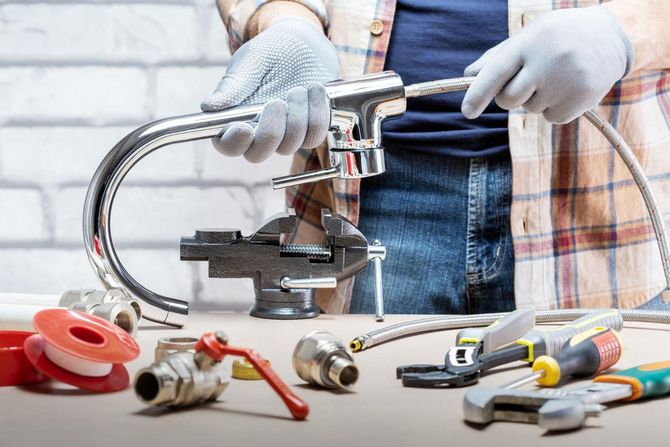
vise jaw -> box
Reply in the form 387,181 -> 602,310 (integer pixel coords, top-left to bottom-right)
180,208 -> 384,320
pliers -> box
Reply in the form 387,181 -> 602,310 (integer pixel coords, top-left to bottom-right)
397,308 -> 624,388
397,309 -> 534,387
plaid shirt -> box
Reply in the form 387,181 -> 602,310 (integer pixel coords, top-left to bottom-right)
218,0 -> 670,313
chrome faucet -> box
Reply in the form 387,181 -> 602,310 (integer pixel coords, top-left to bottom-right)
83,71 -> 670,327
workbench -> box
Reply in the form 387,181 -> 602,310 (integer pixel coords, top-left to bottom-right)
2,313 -> 668,447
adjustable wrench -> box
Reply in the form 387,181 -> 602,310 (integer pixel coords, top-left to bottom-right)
464,360 -> 670,431
397,309 -> 535,387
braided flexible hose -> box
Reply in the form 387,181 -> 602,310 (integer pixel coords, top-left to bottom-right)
350,309 -> 670,351
347,77 -> 670,353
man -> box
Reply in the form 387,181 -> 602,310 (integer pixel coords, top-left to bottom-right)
203,0 -> 670,314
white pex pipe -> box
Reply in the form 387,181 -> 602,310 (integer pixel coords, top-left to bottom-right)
0,293 -> 62,307
0,304 -> 55,331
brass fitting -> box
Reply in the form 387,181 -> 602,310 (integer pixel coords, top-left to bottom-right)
134,332 -> 230,407
60,288 -> 142,321
292,331 -> 359,390
135,331 -> 310,420
232,358 -> 270,380
68,299 -> 138,337
154,336 -> 199,362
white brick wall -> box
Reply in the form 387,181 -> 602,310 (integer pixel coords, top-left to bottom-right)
0,1 -> 293,311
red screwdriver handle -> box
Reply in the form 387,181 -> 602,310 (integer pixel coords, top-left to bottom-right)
196,333 -> 309,420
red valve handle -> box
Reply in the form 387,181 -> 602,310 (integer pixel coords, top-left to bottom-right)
196,332 -> 309,420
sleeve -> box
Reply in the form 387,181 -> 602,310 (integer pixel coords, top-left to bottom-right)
216,0 -> 329,52
605,0 -> 670,72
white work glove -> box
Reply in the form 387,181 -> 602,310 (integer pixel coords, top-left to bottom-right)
462,5 -> 634,124
202,18 -> 340,163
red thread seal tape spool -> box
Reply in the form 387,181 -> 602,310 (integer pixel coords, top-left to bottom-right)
0,331 -> 50,387
23,309 -> 140,393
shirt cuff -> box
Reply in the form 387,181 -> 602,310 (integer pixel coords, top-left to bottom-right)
222,0 -> 328,52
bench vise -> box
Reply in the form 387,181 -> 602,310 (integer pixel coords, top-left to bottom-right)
180,209 -> 386,320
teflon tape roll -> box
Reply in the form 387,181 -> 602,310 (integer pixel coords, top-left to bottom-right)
0,331 -> 49,387
23,309 -> 140,392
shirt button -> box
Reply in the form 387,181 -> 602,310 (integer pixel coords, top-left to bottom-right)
370,19 -> 384,36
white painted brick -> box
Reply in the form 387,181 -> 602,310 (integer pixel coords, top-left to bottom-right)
0,127 -> 117,184
0,127 -> 198,184
0,189 -> 46,241
252,184 -> 288,225
201,149 -> 294,184
52,187 -> 88,244
115,248 -> 195,301
155,67 -> 223,117
203,6 -> 232,62
54,186 -> 255,243
0,4 -> 199,63
0,249 -> 99,294
0,67 -> 148,123
57,185 -> 256,243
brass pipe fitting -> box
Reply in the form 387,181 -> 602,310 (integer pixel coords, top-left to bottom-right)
293,331 -> 359,390
154,336 -> 199,362
135,332 -> 229,407
135,331 -> 310,420
134,351 -> 229,407
60,288 -> 141,321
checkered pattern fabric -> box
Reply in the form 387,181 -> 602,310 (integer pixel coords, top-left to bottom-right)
217,0 -> 670,313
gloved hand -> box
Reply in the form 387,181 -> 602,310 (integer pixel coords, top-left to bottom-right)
201,18 -> 339,163
461,5 -> 634,124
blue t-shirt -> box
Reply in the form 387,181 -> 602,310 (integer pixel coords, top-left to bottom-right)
382,0 -> 509,157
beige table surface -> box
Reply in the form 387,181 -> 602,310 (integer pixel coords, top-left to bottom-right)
2,312 -> 669,447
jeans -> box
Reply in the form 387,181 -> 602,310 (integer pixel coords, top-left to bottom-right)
638,294 -> 670,310
350,147 -> 516,315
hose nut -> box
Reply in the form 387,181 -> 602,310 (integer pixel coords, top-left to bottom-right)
292,331 -> 359,390
68,300 -> 138,337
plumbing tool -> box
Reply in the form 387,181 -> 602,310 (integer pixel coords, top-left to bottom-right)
293,330 -> 359,390
463,387 -> 599,430
180,208 -> 385,320
0,331 -> 49,387
85,72 -> 670,327
23,309 -> 140,392
0,289 -> 140,336
134,331 -> 309,420
397,309 -> 622,387
463,361 -> 670,431
502,326 -> 622,389
396,309 -> 534,387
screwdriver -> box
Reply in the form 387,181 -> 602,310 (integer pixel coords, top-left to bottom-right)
503,326 -> 623,389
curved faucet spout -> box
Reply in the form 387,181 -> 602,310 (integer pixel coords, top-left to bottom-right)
83,105 -> 264,327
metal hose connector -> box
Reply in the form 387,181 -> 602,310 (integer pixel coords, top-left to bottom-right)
350,309 -> 670,352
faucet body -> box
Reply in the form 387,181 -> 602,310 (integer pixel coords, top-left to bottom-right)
84,71 -> 670,327
84,71 -> 405,327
